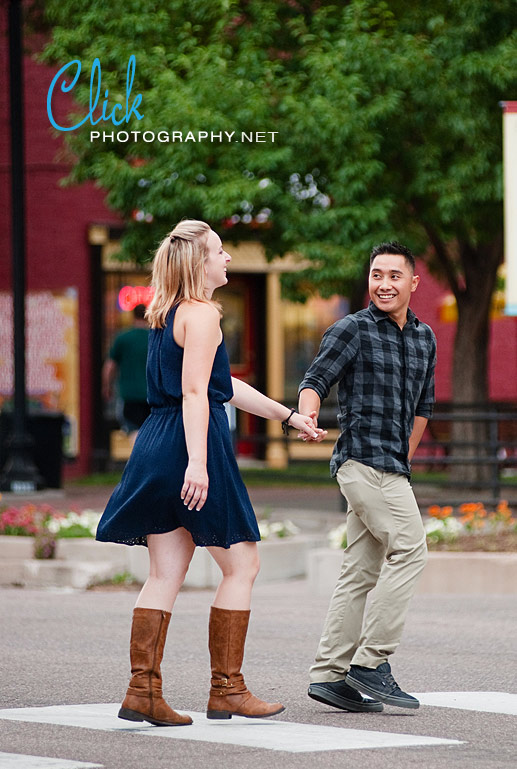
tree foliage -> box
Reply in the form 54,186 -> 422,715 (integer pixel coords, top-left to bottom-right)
39,0 -> 517,402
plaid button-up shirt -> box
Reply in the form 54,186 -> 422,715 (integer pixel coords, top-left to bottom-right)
299,301 -> 436,478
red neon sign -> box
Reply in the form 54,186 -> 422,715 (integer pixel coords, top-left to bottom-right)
118,285 -> 154,311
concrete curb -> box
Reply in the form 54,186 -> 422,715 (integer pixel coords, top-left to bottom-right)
308,548 -> 517,595
2,536 -> 516,592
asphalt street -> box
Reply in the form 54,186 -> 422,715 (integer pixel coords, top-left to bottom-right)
1,580 -> 516,769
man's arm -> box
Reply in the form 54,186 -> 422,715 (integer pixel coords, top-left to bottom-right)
408,416 -> 428,462
410,330 -> 436,462
297,316 -> 360,410
101,358 -> 117,400
298,387 -> 322,423
297,387 -> 328,441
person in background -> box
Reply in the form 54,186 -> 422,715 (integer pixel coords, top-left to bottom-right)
97,220 -> 322,727
102,304 -> 150,440
299,242 -> 436,712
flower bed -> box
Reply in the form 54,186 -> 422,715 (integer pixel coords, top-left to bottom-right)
326,500 -> 517,553
0,503 -> 102,560
312,500 -> 517,596
0,505 -> 310,588
425,501 -> 517,552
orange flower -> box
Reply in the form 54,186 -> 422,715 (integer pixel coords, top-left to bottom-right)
459,502 -> 480,514
428,505 -> 442,518
497,501 -> 512,519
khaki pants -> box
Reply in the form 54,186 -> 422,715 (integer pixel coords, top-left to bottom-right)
310,459 -> 427,681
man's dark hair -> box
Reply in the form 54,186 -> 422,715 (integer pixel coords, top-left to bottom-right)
369,242 -> 415,272
133,304 -> 147,320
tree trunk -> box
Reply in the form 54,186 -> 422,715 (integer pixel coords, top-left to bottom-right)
348,261 -> 370,314
450,239 -> 502,485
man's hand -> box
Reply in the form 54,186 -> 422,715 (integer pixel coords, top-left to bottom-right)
298,410 -> 328,442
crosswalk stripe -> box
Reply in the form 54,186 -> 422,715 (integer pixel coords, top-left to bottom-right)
0,704 -> 462,753
0,753 -> 102,769
416,692 -> 517,715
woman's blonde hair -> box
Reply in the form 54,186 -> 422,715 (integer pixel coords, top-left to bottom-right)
146,219 -> 218,329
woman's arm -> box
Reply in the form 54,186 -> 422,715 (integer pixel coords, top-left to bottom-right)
230,377 -> 321,439
179,302 -> 221,511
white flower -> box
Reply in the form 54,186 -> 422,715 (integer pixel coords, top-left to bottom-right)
425,517 -> 462,536
46,519 -> 61,534
281,519 -> 301,537
328,522 -> 347,549
257,519 -> 301,541
425,516 -> 462,544
47,510 -> 102,537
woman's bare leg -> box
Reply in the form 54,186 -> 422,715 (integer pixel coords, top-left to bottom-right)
207,541 -> 260,610
135,527 -> 196,611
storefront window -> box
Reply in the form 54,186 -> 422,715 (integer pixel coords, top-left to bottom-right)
103,271 -> 150,358
283,294 -> 349,410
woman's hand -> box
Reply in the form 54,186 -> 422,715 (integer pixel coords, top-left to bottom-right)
288,412 -> 327,442
181,460 -> 209,511
296,410 -> 328,443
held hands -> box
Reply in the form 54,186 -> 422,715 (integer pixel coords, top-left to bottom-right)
181,460 -> 209,511
297,410 -> 328,443
288,411 -> 327,442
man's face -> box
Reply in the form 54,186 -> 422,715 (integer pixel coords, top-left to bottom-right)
368,253 -> 419,318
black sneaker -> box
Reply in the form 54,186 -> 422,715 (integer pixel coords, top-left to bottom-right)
308,680 -> 383,712
346,662 -> 420,709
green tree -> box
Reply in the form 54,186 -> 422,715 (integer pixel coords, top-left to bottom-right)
38,0 -> 517,475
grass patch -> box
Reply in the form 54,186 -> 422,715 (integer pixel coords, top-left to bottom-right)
428,531 -> 517,552
240,462 -> 332,486
411,470 -> 449,483
70,472 -> 122,487
88,571 -> 141,590
71,463 -> 333,489
68,466 -> 517,489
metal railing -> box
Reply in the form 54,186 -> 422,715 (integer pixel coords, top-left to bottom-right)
410,410 -> 517,504
233,404 -> 517,506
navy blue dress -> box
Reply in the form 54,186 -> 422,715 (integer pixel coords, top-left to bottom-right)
96,305 -> 260,549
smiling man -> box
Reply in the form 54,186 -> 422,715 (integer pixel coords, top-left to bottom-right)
298,241 -> 436,712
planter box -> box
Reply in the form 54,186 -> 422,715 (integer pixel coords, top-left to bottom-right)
308,548 -> 517,595
0,534 -> 312,589
0,536 -> 126,566
0,536 -> 126,588
56,538 -> 127,569
21,559 -> 118,590
418,552 -> 517,594
128,536 -> 313,588
0,535 -> 34,560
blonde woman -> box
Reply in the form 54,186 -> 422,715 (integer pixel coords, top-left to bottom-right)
97,220 -> 320,727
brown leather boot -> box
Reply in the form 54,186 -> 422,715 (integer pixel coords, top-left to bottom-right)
118,607 -> 192,726
206,606 -> 285,719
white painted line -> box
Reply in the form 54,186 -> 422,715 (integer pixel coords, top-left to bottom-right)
416,692 -> 517,716
0,753 -> 102,769
0,704 -> 463,754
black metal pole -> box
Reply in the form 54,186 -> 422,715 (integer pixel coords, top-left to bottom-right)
0,0 -> 42,492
